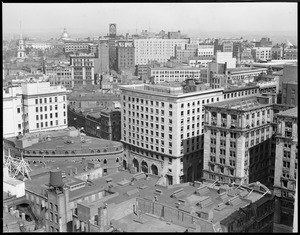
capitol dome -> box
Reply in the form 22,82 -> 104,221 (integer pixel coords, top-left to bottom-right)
60,28 -> 70,40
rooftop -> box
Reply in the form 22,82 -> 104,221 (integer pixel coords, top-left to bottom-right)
151,66 -> 202,70
277,107 -> 298,118
204,96 -> 271,111
23,135 -> 122,152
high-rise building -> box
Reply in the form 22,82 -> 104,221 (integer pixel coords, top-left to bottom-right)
109,24 -> 116,38
22,82 -> 68,134
45,63 -> 72,90
273,106 -> 298,227
94,41 -> 109,74
70,54 -> 95,87
120,83 -> 225,185
203,95 -> 274,185
116,40 -> 135,72
134,38 -> 189,65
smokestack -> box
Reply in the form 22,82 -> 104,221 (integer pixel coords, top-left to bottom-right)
81,221 -> 85,231
21,213 -> 26,221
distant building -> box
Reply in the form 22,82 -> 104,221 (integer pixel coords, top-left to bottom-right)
149,65 -> 202,83
109,24 -> 117,38
197,43 -> 214,57
187,56 -> 213,68
251,47 -> 272,62
222,41 -> 233,54
116,40 -> 135,72
25,40 -> 53,50
70,53 -> 95,87
274,107 -> 297,227
94,41 -> 109,74
45,63 -> 72,90
175,43 -> 198,63
255,37 -> 272,47
134,38 -> 189,65
271,45 -> 283,60
64,41 -> 92,53
281,81 -> 298,106
168,30 -> 184,39
283,48 -> 297,60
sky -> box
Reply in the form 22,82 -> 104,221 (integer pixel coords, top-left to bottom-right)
2,3 -> 297,39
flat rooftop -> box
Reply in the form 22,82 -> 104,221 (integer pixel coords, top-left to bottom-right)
151,66 -> 202,70
204,96 -> 270,111
24,135 -> 122,151
277,107 -> 298,118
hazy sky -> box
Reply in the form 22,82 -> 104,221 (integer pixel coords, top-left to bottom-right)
3,3 -> 297,37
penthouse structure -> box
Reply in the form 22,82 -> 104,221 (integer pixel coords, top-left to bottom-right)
203,95 -> 274,185
134,38 -> 189,65
70,53 -> 95,87
273,107 -> 298,227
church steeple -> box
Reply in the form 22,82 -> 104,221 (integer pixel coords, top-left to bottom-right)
17,21 -> 26,61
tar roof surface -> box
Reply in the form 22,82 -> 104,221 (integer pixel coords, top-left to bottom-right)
277,106 -> 298,118
24,135 -> 122,151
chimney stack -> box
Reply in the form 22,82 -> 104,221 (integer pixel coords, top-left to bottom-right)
10,208 -> 14,215
15,210 -> 20,218
74,167 -> 78,175
4,204 -> 8,213
69,169 -> 73,176
21,212 -> 26,221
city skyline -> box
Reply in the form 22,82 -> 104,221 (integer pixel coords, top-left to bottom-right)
3,3 -> 297,39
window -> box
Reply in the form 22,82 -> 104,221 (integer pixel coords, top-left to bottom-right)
35,99 -> 38,104
55,97 -> 57,102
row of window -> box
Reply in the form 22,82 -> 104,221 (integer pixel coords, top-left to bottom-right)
35,104 -> 66,112
36,119 -> 65,128
35,96 -> 65,104
36,112 -> 63,120
223,89 -> 258,99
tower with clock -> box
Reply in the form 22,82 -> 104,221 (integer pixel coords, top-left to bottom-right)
109,24 -> 116,38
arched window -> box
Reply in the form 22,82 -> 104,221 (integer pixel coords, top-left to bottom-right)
97,150 -> 101,153
116,158 -> 119,163
52,151 -> 55,155
104,159 -> 107,164
91,150 -> 94,153
27,151 -> 30,154
65,151 -> 69,154
33,151 -> 36,155
71,151 -> 75,154
45,151 -> 49,155
104,149 -> 107,153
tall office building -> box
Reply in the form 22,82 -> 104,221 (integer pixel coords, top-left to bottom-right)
134,38 -> 189,65
273,107 -> 298,227
94,41 -> 109,74
70,54 -> 95,87
22,82 -> 68,134
120,83 -> 225,185
3,82 -> 68,137
116,40 -> 135,72
203,95 -> 274,185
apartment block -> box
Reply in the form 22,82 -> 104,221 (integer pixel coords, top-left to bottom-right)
283,48 -> 297,60
134,38 -> 189,65
22,82 -> 68,134
120,83 -> 225,185
64,41 -> 91,53
273,107 -> 298,227
203,95 -> 274,185
70,54 -> 95,87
